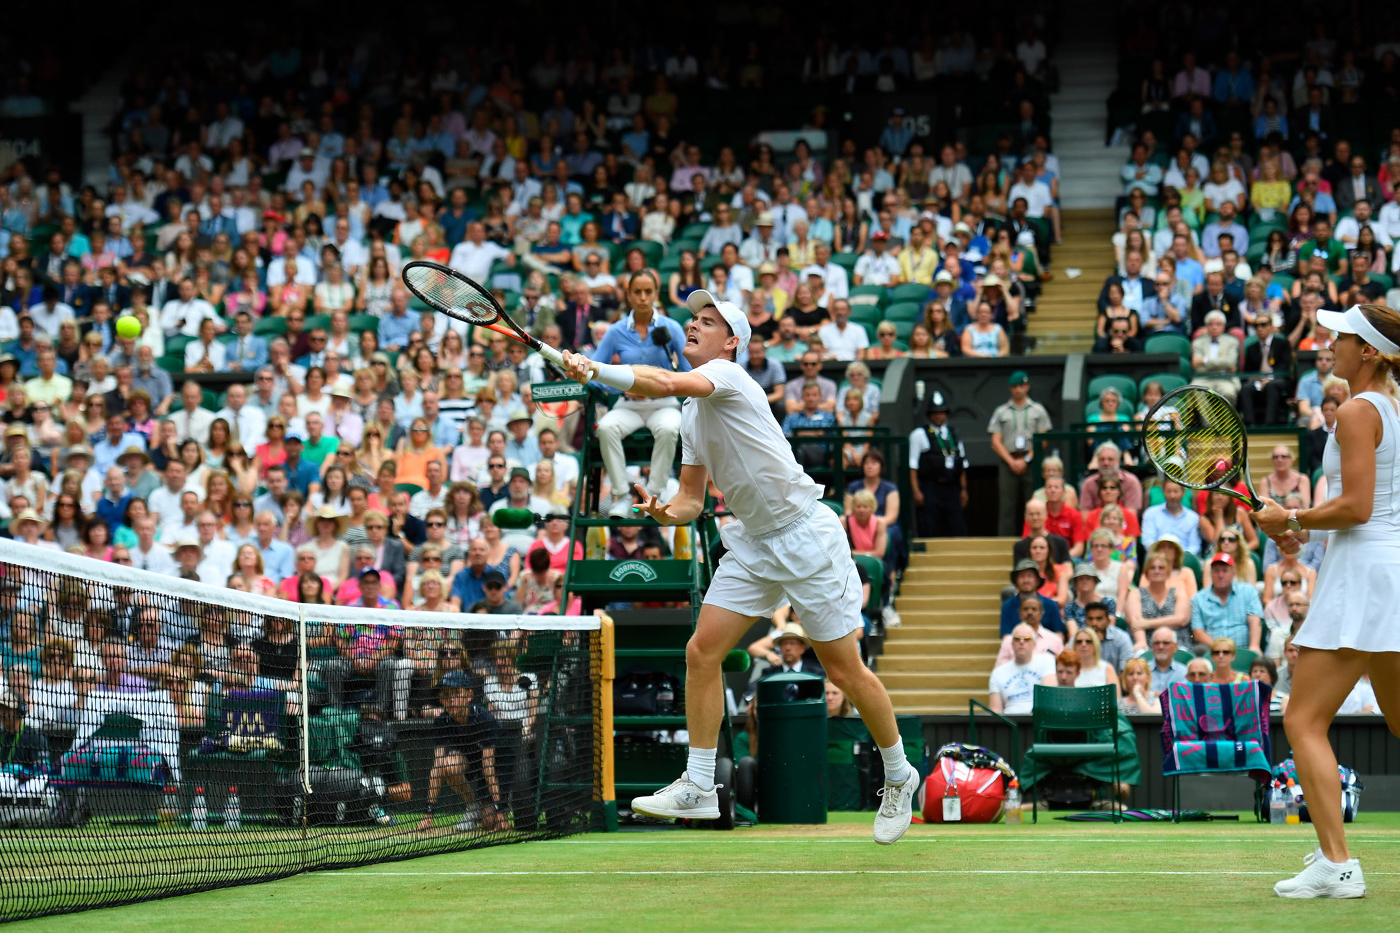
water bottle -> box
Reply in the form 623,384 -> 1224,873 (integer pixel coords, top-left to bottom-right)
1269,783 -> 1287,824
1004,779 -> 1022,824
1284,778 -> 1300,824
656,679 -> 675,715
158,785 -> 179,826
191,787 -> 208,831
225,786 -> 241,830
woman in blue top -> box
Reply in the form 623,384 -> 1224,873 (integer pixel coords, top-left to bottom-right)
588,269 -> 690,518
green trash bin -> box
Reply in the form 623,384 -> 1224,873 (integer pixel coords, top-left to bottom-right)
756,672 -> 828,823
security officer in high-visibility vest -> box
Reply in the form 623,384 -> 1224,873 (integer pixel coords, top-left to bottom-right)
908,391 -> 968,537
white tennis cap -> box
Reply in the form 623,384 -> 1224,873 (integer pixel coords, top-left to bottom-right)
1318,304 -> 1400,355
685,289 -> 750,345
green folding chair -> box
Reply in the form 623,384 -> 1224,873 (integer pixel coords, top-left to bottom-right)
1025,684 -> 1122,823
890,283 -> 931,305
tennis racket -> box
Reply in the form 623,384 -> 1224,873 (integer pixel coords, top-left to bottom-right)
1139,384 -> 1263,510
401,260 -> 567,372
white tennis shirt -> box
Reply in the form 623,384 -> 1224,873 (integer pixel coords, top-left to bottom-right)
681,359 -> 821,536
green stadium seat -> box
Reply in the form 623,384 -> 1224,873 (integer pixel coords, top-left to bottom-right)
883,301 -> 923,324
166,335 -> 194,358
1086,374 -> 1137,407
890,283 -> 931,305
830,253 -> 859,276
1138,372 -> 1187,398
658,255 -> 683,275
624,240 -> 663,267
1373,273 -> 1395,291
680,222 -> 710,241
349,313 -> 379,333
304,314 -> 331,332
254,316 -> 288,337
157,355 -> 183,375
892,320 -> 915,341
667,238 -> 701,257
848,285 -> 887,309
1143,333 -> 1191,360
668,307 -> 693,328
849,305 -> 882,328
700,254 -> 725,273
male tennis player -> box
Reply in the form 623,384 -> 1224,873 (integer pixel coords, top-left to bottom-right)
562,289 -> 916,844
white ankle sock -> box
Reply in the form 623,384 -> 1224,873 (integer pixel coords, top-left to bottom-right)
687,747 -> 717,791
879,742 -> 912,784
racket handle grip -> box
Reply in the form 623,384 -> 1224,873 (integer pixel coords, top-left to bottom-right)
537,344 -> 566,369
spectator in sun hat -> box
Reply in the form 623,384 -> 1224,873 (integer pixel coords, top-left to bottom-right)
757,623 -> 825,679
1000,558 -> 1065,636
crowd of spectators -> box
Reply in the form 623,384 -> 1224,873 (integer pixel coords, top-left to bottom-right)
0,19 -> 1071,756
1104,20 -> 1400,429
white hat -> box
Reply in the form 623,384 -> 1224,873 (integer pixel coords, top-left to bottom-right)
1318,304 -> 1400,354
800,264 -> 826,279
685,289 -> 750,346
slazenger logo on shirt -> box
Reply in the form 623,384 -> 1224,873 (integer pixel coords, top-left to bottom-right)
609,560 -> 658,582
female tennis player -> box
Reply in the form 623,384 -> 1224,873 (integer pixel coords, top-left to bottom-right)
562,289 -> 917,844
1253,303 -> 1400,898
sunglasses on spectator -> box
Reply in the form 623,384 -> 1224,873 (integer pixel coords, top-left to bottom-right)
801,361 -> 819,368
1220,535 -> 1238,543
423,555 -> 443,562
1150,639 -> 1176,646
1282,578 -> 1301,586
1011,636 -> 1035,643
1211,649 -> 1234,656
1100,483 -> 1119,490
235,501 -> 252,507
426,520 -> 445,527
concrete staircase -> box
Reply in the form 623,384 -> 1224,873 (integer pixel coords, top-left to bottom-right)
1030,208 -> 1116,355
878,537 -> 1014,714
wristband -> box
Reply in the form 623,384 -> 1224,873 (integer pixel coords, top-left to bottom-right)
591,361 -> 636,391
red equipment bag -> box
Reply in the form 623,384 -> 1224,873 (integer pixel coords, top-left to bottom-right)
921,755 -> 1007,824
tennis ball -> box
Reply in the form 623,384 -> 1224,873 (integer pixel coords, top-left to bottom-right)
1206,458 -> 1233,482
115,316 -> 142,340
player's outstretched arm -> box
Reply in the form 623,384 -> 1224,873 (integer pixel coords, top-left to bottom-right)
561,349 -> 714,399
631,465 -> 708,526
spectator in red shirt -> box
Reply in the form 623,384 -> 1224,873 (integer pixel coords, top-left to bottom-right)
1083,475 -> 1142,537
1014,498 -> 1071,565
1024,476 -> 1085,557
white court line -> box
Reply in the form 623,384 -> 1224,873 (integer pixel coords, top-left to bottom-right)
323,869 -> 1400,877
535,835 -> 1400,845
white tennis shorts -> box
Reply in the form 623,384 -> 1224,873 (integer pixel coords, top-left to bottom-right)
704,503 -> 863,643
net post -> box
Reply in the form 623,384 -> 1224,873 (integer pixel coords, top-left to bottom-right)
597,611 -> 618,831
296,604 -> 311,867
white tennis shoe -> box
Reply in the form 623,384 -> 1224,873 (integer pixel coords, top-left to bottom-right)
630,773 -> 720,820
607,498 -> 633,519
873,771 -> 917,845
1274,848 -> 1366,898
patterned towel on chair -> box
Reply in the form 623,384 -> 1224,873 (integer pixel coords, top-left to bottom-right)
1160,681 -> 1272,781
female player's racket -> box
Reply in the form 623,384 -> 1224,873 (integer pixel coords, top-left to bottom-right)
1139,384 -> 1262,510
401,260 -> 567,372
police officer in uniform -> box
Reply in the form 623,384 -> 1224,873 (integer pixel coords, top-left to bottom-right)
908,391 -> 968,537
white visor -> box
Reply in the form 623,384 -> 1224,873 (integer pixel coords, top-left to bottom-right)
685,289 -> 751,345
1317,304 -> 1400,355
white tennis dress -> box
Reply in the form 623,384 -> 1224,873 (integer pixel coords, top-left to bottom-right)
1295,391 -> 1400,652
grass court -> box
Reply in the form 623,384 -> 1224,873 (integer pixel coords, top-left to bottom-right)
9,812 -> 1400,932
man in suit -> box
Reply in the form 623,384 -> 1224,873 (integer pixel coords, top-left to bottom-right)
1292,86 -> 1333,142
1189,271 -> 1241,334
1335,155 -> 1383,215
1239,316 -> 1294,425
56,260 -> 95,317
600,192 -> 639,244
225,311 -> 269,372
1096,249 -> 1149,314
557,278 -> 608,347
1191,310 -> 1242,403
757,624 -> 826,680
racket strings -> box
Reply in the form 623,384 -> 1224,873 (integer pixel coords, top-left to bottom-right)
1142,388 -> 1247,489
402,265 -> 500,325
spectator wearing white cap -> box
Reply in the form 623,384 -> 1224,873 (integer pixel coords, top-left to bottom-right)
853,232 -> 900,286
802,241 -> 849,302
739,212 -> 782,267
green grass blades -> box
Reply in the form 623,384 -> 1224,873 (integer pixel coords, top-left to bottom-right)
8,812 -> 1400,933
